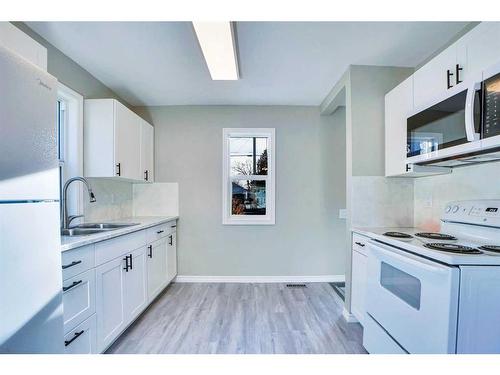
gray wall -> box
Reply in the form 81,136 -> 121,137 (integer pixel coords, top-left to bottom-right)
134,105 -> 347,277
349,65 -> 414,176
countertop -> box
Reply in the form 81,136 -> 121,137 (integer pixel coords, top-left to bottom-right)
60,216 -> 179,252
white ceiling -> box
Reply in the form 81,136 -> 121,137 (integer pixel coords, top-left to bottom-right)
26,22 -> 469,106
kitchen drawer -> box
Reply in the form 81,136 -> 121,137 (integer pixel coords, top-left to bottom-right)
95,230 -> 147,266
146,221 -> 176,243
63,269 -> 96,333
363,313 -> 407,354
62,244 -> 95,281
352,232 -> 370,256
64,314 -> 97,354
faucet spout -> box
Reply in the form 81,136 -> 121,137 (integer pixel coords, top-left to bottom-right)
62,177 -> 97,230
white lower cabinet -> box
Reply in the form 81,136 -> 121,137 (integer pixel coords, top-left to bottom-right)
64,314 -> 97,354
95,255 -> 127,352
95,247 -> 148,352
147,238 -> 168,302
167,232 -> 178,283
123,247 -> 148,322
351,233 -> 369,326
64,220 -> 177,353
62,269 -> 96,333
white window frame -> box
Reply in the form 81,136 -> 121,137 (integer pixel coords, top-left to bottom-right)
222,128 -> 275,225
57,82 -> 84,222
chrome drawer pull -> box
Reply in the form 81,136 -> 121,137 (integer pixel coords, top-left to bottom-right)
62,260 -> 82,269
355,242 -> 365,247
157,230 -> 164,234
63,280 -> 82,292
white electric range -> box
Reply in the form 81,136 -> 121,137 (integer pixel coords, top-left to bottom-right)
357,200 -> 500,354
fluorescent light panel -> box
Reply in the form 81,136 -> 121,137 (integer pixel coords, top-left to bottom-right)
192,22 -> 239,80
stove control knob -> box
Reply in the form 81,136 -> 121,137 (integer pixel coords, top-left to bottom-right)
445,206 -> 452,213
452,205 -> 460,213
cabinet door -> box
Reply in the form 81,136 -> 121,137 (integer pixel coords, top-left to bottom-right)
166,233 -> 178,284
413,47 -> 457,110
123,247 -> 148,322
385,76 -> 413,177
351,249 -> 368,326
114,101 -> 141,180
146,238 -> 168,302
140,121 -> 154,182
464,22 -> 500,80
95,256 -> 126,352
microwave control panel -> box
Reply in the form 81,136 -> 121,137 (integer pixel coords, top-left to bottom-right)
483,72 -> 500,138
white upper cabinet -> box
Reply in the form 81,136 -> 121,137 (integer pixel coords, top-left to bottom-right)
140,120 -> 154,183
385,76 -> 413,177
114,101 -> 141,180
461,22 -> 500,81
84,99 -> 153,182
413,46 -> 460,110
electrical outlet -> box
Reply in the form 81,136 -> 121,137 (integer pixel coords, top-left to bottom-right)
339,209 -> 347,219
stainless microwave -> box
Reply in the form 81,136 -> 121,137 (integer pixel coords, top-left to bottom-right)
406,63 -> 500,166
406,81 -> 482,163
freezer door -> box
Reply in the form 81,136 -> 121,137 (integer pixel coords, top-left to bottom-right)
0,201 -> 63,353
0,45 -> 59,201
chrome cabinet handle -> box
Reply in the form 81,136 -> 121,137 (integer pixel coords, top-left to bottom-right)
355,242 -> 365,247
169,235 -> 173,246
144,170 -> 149,181
62,260 -> 82,269
116,163 -> 121,176
63,280 -> 82,292
64,330 -> 84,346
148,245 -> 153,258
157,230 -> 164,234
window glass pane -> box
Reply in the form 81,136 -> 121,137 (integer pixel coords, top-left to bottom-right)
231,180 -> 266,215
230,137 -> 268,176
380,262 -> 421,310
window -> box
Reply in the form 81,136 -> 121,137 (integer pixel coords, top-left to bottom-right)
57,83 -> 84,223
222,128 -> 275,225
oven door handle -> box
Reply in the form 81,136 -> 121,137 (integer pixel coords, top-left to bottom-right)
465,80 -> 482,142
367,240 -> 451,274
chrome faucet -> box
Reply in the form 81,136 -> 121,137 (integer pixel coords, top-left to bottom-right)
62,177 -> 96,230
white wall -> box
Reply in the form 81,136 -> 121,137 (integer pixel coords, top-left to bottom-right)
135,105 -> 347,278
414,162 -> 500,231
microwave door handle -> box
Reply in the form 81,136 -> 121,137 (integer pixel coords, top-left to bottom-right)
465,82 -> 481,142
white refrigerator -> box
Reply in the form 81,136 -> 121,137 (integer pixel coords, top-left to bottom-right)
0,44 -> 64,353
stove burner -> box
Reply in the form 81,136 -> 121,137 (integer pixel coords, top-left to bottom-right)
424,243 -> 482,254
479,245 -> 500,253
415,232 -> 457,240
383,231 -> 413,239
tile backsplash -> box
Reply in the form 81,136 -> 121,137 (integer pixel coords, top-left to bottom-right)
414,162 -> 500,231
83,178 -> 133,222
351,176 -> 414,227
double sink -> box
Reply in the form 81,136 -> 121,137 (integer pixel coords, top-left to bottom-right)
61,222 -> 140,237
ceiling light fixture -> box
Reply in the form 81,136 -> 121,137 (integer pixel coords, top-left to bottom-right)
192,22 -> 239,81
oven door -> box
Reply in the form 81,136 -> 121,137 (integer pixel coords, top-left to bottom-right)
407,83 -> 482,164
365,240 -> 460,354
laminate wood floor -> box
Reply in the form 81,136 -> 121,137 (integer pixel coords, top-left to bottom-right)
106,283 -> 367,354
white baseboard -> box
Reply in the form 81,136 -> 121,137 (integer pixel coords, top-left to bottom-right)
174,275 -> 345,283
342,308 -> 359,323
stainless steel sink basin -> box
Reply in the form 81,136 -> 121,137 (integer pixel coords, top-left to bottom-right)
73,222 -> 140,229
61,228 -> 109,236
